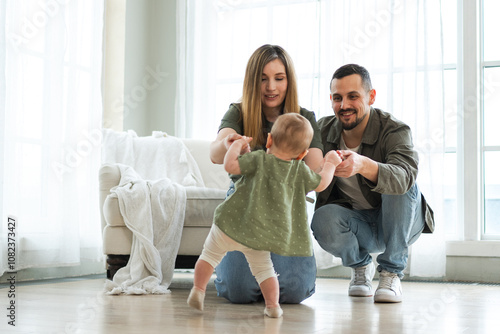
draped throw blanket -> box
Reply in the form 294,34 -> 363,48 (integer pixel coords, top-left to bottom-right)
104,165 -> 186,294
101,130 -> 205,294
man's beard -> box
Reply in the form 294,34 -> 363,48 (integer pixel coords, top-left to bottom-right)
340,109 -> 367,130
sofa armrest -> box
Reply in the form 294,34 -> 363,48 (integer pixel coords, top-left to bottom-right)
99,164 -> 121,233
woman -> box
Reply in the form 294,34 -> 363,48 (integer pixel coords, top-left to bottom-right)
209,44 -> 324,304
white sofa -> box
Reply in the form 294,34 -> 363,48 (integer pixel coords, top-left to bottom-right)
99,135 -> 229,279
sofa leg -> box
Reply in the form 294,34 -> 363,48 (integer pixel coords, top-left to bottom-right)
105,254 -> 200,280
106,255 -> 130,280
175,255 -> 199,269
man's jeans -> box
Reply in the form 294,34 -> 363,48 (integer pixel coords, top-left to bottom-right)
213,181 -> 317,304
311,184 -> 425,278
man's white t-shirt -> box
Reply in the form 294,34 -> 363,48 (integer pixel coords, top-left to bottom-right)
335,136 -> 375,210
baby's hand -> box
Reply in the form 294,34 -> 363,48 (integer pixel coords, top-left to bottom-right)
224,133 -> 243,150
325,150 -> 342,167
233,136 -> 252,155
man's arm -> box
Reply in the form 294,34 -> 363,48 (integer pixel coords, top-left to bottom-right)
336,128 -> 418,194
374,126 -> 419,194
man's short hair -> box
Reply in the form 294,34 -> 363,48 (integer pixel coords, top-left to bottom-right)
330,64 -> 373,92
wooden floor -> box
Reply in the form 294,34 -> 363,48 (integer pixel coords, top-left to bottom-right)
1,271 -> 499,334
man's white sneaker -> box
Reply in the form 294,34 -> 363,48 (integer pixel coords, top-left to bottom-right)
374,270 -> 402,303
348,262 -> 375,297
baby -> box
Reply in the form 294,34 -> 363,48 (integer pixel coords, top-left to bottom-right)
187,113 -> 342,317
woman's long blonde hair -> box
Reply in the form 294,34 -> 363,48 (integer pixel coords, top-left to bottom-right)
241,44 -> 300,149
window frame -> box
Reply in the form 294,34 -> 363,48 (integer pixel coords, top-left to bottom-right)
479,1 -> 500,240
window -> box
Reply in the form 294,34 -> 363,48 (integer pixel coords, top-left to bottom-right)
0,0 -> 104,275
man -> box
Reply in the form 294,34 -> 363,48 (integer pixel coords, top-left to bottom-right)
311,64 -> 434,303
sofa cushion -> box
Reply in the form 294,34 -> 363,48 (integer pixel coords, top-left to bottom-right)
184,187 -> 226,227
177,227 -> 212,255
103,186 -> 226,228
103,225 -> 212,256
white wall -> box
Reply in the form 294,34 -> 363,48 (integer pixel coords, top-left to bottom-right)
123,0 -> 177,136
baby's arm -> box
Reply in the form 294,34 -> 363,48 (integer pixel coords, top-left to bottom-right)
314,150 -> 342,192
224,136 -> 253,175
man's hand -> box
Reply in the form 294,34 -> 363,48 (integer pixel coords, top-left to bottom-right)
335,150 -> 362,177
335,150 -> 378,183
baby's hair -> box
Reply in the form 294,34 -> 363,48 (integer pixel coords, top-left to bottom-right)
271,113 -> 313,157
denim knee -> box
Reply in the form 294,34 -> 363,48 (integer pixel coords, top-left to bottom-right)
277,273 -> 316,304
311,205 -> 346,253
311,205 -> 331,242
271,253 -> 316,304
214,251 -> 317,304
214,277 -> 263,304
214,251 -> 262,304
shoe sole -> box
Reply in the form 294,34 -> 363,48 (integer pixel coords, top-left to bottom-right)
349,290 -> 373,297
374,295 -> 402,303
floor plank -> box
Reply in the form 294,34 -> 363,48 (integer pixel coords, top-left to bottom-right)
1,272 -> 499,333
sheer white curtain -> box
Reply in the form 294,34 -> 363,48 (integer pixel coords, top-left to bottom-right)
0,0 -> 104,276
177,0 -> 446,277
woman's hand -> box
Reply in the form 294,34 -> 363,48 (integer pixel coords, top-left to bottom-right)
224,133 -> 247,151
224,136 -> 253,175
210,128 -> 239,164
230,136 -> 252,155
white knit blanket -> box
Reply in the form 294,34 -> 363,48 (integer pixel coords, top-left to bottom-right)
101,129 -> 204,187
101,130 -> 205,295
105,164 -> 186,295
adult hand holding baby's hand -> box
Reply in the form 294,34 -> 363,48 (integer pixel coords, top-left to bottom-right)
325,150 -> 343,167
334,150 -> 368,178
234,136 -> 252,155
224,133 -> 244,150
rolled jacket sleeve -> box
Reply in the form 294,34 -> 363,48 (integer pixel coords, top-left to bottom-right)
368,127 -> 419,195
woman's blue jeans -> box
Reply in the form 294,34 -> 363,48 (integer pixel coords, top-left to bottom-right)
311,184 -> 425,278
213,181 -> 317,304
214,251 -> 317,304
